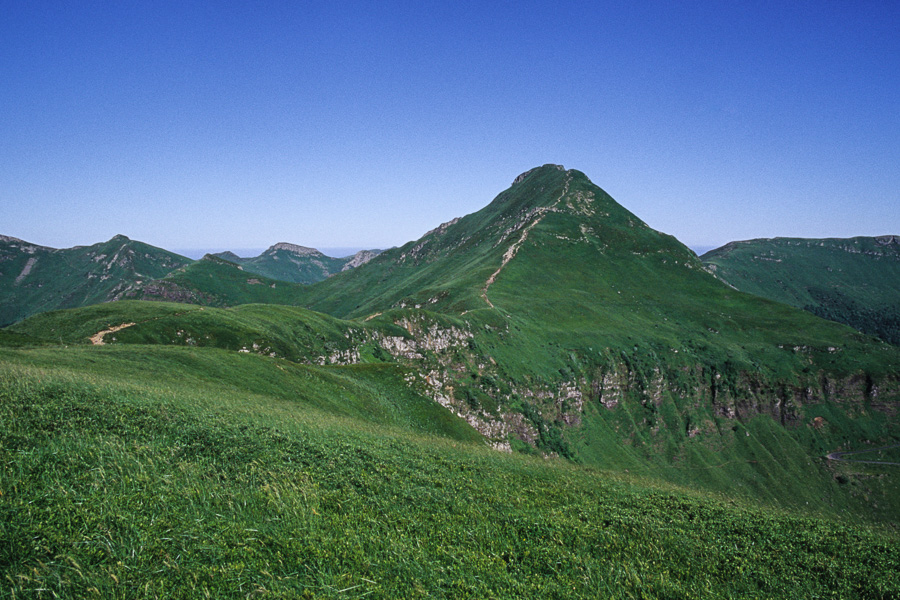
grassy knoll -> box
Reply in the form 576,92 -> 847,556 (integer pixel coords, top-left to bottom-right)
2,345 -> 899,599
7,302 -> 392,365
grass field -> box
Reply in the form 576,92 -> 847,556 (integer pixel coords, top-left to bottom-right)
2,343 -> 899,599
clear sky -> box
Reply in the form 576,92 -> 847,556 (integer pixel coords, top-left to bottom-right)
2,1 -> 898,255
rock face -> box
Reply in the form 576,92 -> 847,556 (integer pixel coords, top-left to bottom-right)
342,249 -> 380,271
269,242 -> 323,256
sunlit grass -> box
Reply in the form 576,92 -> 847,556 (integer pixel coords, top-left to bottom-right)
2,350 -> 899,598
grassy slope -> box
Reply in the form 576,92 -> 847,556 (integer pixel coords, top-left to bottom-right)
701,236 -> 900,344
227,247 -> 350,284
9,301 -> 406,365
293,166 -> 581,319
2,343 -> 898,599
0,235 -> 191,327
12,297 -> 899,525
126,255 -> 307,307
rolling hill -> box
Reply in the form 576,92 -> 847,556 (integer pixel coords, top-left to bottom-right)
3,336 -> 897,598
702,236 -> 900,344
124,254 -> 308,307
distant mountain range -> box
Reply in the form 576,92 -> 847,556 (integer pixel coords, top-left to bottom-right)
0,236 -> 379,326
0,234 -> 191,327
212,243 -> 380,284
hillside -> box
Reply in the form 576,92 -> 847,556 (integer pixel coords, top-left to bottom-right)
702,236 -> 900,344
2,335 -> 898,598
4,164 -> 900,596
212,243 -> 380,284
125,254 -> 307,307
11,165 -> 900,524
0,234 -> 191,327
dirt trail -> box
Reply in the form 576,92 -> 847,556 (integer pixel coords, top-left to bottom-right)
481,174 -> 571,308
825,443 -> 900,466
90,322 -> 137,345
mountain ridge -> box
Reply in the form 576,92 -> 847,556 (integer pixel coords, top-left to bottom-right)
0,234 -> 192,326
702,235 -> 900,344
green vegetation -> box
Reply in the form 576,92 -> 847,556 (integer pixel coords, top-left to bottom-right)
702,236 -> 900,344
0,235 -> 191,327
126,255 -> 307,308
213,245 -> 377,284
2,345 -> 898,598
3,165 -> 900,596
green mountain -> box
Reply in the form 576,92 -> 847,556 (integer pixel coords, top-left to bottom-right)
124,253 -> 306,307
3,165 -> 900,596
0,234 -> 191,326
281,165 -> 900,511
701,236 -> 900,344
212,243 -> 381,284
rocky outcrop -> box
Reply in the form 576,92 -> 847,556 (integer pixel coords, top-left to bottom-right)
342,249 -> 380,271
269,243 -> 323,256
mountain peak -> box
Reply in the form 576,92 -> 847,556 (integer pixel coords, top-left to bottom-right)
512,164 -> 565,186
268,242 -> 323,256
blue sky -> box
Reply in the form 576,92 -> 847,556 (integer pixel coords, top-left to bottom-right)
2,1 -> 898,255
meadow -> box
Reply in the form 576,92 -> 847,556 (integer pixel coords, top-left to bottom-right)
2,342 -> 899,599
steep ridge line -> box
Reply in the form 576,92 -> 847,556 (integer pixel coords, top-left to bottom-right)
481,173 -> 572,308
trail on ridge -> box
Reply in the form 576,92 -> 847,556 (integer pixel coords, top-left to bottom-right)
481,174 -> 572,308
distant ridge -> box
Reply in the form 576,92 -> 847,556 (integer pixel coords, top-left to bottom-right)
702,235 -> 900,344
0,234 -> 191,326
211,243 -> 381,284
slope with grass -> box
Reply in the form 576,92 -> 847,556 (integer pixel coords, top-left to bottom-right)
125,254 -> 307,307
701,236 -> 900,344
11,165 -> 900,523
0,234 -> 191,326
1,341 -> 898,599
212,243 -> 381,284
9,300 -> 407,366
